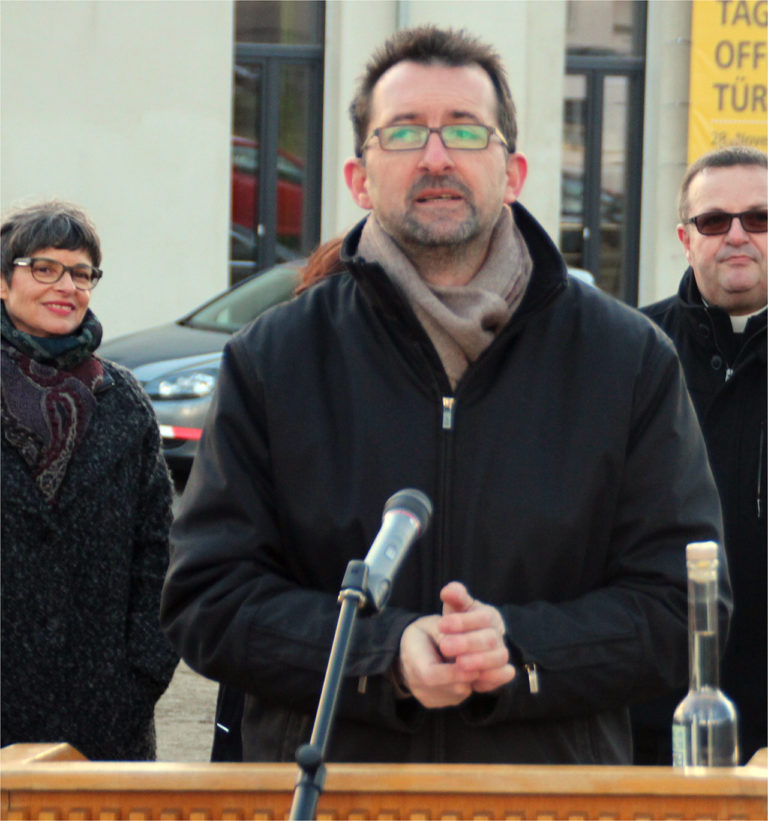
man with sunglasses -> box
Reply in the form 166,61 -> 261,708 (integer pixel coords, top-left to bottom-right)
634,146 -> 767,765
162,26 -> 727,765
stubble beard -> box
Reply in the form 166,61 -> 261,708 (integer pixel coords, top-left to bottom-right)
401,203 -> 509,276
375,173 -> 504,271
386,200 -> 489,270
398,175 -> 480,249
400,205 -> 479,247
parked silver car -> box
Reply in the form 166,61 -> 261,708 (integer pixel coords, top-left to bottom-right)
101,261 -> 594,477
100,261 -> 301,476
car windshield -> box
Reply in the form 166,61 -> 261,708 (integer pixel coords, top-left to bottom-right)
183,264 -> 300,334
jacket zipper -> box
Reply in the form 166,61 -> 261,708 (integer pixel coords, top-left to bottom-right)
758,420 -> 765,520
431,393 -> 457,762
356,263 -> 562,760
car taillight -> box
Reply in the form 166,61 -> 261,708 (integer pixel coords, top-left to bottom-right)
158,425 -> 203,441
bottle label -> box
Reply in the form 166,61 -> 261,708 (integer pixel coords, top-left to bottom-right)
672,724 -> 687,768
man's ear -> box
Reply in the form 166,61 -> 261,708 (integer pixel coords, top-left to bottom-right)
344,157 -> 373,210
503,153 -> 528,205
677,223 -> 694,266
0,276 -> 8,300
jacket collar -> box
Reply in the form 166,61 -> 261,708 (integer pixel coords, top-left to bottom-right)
676,267 -> 767,363
677,267 -> 731,343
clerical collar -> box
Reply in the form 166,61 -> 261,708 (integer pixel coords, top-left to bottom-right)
729,306 -> 765,333
700,297 -> 766,333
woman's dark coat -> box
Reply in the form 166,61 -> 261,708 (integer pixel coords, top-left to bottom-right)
2,360 -> 179,760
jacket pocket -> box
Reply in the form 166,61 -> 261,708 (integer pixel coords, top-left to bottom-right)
242,695 -> 313,762
280,708 -> 313,761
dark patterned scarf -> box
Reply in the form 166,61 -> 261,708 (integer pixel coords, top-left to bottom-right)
1,303 -> 105,503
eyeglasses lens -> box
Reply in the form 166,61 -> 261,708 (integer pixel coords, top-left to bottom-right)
31,260 -> 97,290
441,125 -> 489,149
380,126 -> 429,150
742,210 -> 768,232
30,260 -> 64,282
696,210 -> 767,235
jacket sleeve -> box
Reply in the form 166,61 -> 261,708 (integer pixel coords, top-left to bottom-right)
160,334 -> 418,730
126,385 -> 179,702
464,336 -> 731,727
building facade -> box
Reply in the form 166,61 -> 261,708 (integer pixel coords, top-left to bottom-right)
0,1 -> 746,338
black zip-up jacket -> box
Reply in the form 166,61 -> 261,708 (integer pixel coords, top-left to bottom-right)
639,269 -> 766,761
161,204 -> 728,764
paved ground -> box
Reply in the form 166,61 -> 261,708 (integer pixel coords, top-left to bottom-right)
154,484 -> 220,762
155,660 -> 219,762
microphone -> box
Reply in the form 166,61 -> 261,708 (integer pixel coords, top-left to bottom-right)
363,488 -> 433,611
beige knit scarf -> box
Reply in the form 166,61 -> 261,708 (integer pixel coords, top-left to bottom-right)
358,207 -> 533,388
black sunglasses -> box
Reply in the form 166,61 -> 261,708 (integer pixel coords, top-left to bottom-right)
685,209 -> 767,236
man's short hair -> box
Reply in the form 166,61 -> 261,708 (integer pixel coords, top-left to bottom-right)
678,145 -> 768,222
0,201 -> 101,284
349,25 -> 518,158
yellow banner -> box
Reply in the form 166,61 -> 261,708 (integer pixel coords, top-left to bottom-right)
688,0 -> 768,162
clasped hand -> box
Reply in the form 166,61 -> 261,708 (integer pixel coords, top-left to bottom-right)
396,581 -> 516,709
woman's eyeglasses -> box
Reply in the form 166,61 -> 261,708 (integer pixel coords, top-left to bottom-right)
685,209 -> 767,236
13,257 -> 103,291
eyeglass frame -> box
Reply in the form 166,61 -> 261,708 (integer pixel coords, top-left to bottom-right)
684,209 -> 768,236
358,123 -> 511,156
13,256 -> 103,291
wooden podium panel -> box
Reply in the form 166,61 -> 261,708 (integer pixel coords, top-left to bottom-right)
2,743 -> 767,820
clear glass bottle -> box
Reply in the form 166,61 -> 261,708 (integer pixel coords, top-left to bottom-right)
672,541 -> 739,768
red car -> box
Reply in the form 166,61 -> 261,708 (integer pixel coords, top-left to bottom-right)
231,136 -> 304,240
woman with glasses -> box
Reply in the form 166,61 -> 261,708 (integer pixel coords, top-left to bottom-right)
0,201 -> 178,760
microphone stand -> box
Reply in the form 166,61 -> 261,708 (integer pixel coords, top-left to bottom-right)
288,559 -> 371,821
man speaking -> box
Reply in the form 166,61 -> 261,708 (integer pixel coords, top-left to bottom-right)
161,26 -> 727,765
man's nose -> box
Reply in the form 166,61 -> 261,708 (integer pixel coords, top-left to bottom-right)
725,215 -> 750,243
418,131 -> 456,172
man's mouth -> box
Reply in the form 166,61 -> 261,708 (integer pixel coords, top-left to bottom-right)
717,248 -> 759,264
722,255 -> 757,266
410,176 -> 470,205
45,302 -> 75,313
414,192 -> 463,203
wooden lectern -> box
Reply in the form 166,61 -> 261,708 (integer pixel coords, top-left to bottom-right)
2,743 -> 766,820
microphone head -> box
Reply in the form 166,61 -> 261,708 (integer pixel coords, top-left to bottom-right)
383,488 -> 433,533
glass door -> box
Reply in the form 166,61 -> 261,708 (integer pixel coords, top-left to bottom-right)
274,61 -> 322,266
561,71 -> 634,299
230,1 -> 324,284
561,0 -> 645,305
231,61 -> 264,282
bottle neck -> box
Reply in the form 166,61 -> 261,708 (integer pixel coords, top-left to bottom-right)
688,571 -> 720,691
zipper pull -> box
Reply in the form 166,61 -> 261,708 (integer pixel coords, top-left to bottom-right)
524,663 -> 540,694
442,396 -> 455,430
725,367 -> 734,381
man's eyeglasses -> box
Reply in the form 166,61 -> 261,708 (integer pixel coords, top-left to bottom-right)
13,257 -> 103,291
360,123 -> 510,154
685,209 -> 767,236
